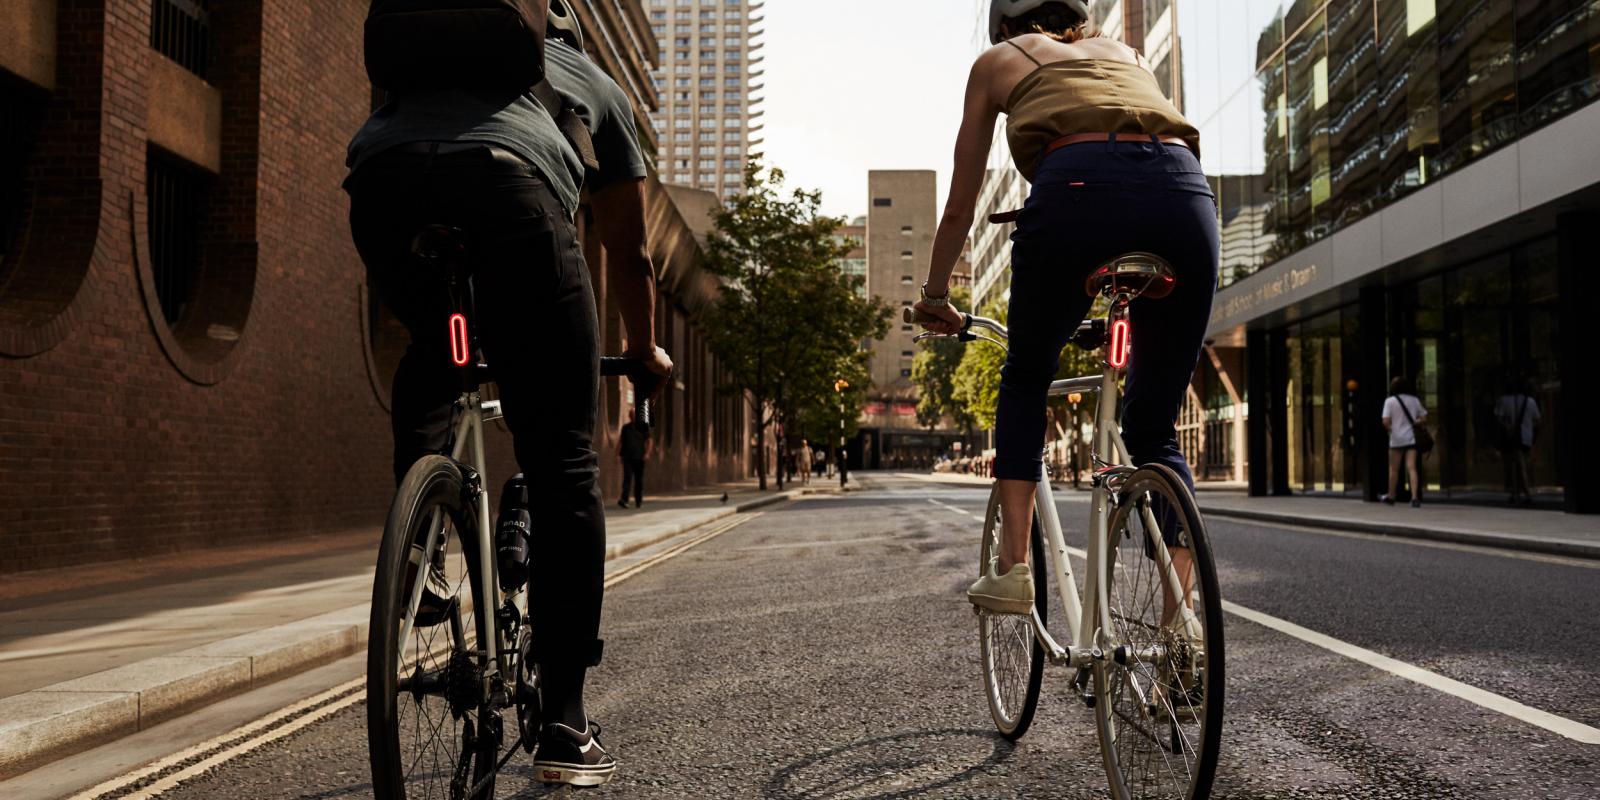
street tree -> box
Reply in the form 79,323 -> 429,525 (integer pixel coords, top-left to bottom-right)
703,163 -> 891,490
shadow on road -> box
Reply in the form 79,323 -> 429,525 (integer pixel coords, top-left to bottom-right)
762,728 -> 1014,800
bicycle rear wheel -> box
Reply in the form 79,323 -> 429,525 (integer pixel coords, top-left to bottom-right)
368,455 -> 500,800
977,485 -> 1048,740
1094,464 -> 1224,800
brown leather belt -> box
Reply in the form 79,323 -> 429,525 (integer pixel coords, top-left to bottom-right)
1044,132 -> 1191,158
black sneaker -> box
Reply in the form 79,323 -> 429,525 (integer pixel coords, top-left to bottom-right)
533,721 -> 617,787
406,545 -> 455,627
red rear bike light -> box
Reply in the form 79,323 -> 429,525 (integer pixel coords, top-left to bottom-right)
1109,318 -> 1130,369
448,313 -> 470,367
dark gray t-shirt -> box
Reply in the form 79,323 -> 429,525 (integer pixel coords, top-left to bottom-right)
346,40 -> 648,217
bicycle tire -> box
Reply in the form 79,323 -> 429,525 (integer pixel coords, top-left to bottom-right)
1093,463 -> 1224,800
368,455 -> 500,800
978,485 -> 1049,741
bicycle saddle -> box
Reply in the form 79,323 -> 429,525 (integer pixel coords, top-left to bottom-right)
410,225 -> 468,264
1085,252 -> 1177,300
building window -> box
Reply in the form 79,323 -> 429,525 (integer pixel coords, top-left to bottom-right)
900,369 -> 912,378
900,251 -> 913,261
146,150 -> 210,325
901,225 -> 913,235
873,197 -> 892,207
151,0 -> 213,79
901,351 -> 915,358
900,275 -> 914,284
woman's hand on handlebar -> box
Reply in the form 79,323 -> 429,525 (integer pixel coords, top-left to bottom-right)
623,344 -> 674,381
912,298 -> 964,336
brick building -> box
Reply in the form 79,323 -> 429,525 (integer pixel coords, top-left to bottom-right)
0,0 -> 748,573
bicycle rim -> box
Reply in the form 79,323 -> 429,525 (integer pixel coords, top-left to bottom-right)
978,486 -> 1047,740
1094,464 -> 1224,800
368,455 -> 500,800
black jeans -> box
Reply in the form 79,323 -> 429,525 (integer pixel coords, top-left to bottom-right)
994,138 -> 1219,500
620,458 -> 644,505
347,146 -> 605,673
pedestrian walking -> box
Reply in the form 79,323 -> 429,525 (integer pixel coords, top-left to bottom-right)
798,439 -> 812,486
1494,380 -> 1541,506
618,408 -> 650,509
1380,377 -> 1430,507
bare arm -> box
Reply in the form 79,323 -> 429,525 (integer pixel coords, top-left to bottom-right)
925,56 -> 1000,297
591,178 -> 673,377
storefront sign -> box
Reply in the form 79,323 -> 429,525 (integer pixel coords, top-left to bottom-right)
1210,263 -> 1322,329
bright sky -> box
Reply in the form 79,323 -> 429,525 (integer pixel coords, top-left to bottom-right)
757,0 -> 988,221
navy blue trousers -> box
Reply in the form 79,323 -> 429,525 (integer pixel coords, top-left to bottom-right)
993,138 -> 1219,497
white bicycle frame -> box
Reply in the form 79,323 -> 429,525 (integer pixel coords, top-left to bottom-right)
960,312 -> 1190,670
393,393 -> 513,675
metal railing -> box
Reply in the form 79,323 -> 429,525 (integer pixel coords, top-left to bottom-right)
150,0 -> 213,79
146,151 -> 206,323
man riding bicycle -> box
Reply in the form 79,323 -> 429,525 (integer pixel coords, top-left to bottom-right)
344,0 -> 670,786
913,0 -> 1218,620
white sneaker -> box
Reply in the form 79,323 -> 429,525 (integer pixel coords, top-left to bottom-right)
967,560 -> 1034,615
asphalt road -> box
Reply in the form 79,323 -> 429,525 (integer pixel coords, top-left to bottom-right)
149,474 -> 1600,799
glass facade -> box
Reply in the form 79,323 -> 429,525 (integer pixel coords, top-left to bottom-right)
1163,0 -> 1600,287
1277,235 -> 1563,499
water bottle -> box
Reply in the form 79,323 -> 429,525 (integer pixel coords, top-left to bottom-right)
495,475 -> 531,593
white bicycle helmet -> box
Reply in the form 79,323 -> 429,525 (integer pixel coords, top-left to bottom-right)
988,0 -> 1089,44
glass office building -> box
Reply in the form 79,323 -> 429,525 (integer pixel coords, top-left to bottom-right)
1088,0 -> 1600,511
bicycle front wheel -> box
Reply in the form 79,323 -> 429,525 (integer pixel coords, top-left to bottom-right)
977,485 -> 1048,741
1094,464 -> 1224,800
368,455 -> 500,800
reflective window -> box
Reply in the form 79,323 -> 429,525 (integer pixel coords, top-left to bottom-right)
1168,0 -> 1599,287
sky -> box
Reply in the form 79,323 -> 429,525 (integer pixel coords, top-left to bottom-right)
756,0 -> 989,221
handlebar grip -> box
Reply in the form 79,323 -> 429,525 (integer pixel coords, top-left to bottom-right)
599,357 -> 665,429
904,307 -> 942,325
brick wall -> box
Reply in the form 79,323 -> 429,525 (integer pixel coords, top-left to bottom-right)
0,0 -> 747,574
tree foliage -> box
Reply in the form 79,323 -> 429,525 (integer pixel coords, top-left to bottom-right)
702,163 -> 891,488
911,286 -> 974,432
948,294 -> 1106,432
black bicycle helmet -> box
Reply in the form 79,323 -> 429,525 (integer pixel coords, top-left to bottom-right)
988,0 -> 1090,44
549,0 -> 583,52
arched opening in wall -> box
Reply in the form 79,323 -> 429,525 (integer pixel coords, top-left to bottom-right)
137,0 -> 261,382
0,78 -> 48,325
0,33 -> 101,360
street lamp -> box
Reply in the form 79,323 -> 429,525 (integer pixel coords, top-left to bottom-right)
835,379 -> 850,488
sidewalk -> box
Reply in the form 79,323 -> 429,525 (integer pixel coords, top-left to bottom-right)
896,471 -> 1600,558
0,481 -> 814,780
1196,490 -> 1600,559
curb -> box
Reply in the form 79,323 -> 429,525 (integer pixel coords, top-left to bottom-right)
0,492 -> 805,782
1203,507 -> 1600,560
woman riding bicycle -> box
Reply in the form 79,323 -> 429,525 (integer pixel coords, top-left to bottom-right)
913,0 -> 1218,615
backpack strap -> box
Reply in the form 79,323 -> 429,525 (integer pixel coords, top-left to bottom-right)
1395,395 -> 1419,426
1005,38 -> 1044,67
531,79 -> 600,173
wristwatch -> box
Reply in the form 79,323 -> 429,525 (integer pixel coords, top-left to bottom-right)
920,282 -> 950,307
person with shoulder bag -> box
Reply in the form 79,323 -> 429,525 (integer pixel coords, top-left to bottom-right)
347,0 -> 671,786
1380,376 -> 1430,507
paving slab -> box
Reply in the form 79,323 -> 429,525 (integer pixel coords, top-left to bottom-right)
44,657 -> 251,729
0,692 -> 139,780
0,481 -> 815,782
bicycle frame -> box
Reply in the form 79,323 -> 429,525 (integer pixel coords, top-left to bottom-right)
947,303 -> 1190,671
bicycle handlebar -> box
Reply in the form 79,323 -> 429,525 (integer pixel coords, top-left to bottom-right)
902,307 -> 1009,340
600,357 -> 666,428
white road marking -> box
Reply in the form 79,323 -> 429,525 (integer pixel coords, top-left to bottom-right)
72,512 -> 768,799
926,498 -> 979,518
68,677 -> 365,800
1221,601 -> 1600,745
923,497 -> 1600,746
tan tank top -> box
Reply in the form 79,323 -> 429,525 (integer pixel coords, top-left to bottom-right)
1003,44 -> 1200,182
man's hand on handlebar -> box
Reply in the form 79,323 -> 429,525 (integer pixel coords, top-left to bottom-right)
623,344 -> 674,381
912,298 -> 965,336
